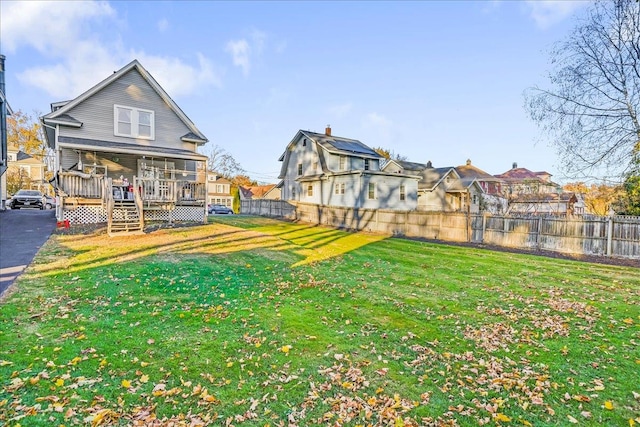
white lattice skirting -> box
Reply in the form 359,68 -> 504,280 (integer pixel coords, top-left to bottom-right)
63,206 -> 108,224
63,206 -> 205,224
144,207 -> 205,222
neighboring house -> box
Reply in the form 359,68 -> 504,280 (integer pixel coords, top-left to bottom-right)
238,184 -> 281,200
0,54 -> 13,210
206,173 -> 233,207
278,127 -> 418,210
495,163 -> 561,196
495,163 -> 572,215
5,146 -> 50,195
507,192 -> 579,216
455,159 -> 507,213
41,60 -> 209,234
383,160 -> 483,213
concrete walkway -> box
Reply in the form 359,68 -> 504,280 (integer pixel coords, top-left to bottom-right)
0,209 -> 57,296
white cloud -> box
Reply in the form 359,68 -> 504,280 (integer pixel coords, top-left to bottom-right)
365,112 -> 392,128
157,18 -> 169,32
2,0 -> 221,99
225,28 -> 271,76
225,39 -> 251,76
1,0 -> 116,54
132,52 -> 222,97
327,103 -> 353,118
525,0 -> 588,29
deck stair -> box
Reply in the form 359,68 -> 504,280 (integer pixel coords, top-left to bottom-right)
108,199 -> 144,236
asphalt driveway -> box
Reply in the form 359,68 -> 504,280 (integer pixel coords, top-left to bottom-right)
0,208 -> 57,296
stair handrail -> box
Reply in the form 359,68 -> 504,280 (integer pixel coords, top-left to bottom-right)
105,178 -> 115,234
133,176 -> 145,231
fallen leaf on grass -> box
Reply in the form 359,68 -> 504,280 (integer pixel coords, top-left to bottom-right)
604,401 -> 614,410
493,413 -> 511,422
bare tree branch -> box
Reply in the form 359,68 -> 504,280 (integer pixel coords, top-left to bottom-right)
526,0 -> 640,180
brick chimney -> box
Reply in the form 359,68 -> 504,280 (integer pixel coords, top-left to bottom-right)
325,124 -> 331,136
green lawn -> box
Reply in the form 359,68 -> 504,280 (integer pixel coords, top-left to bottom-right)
1,215 -> 638,426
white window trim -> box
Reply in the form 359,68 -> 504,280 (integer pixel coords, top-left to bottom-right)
114,104 -> 155,140
368,182 -> 376,200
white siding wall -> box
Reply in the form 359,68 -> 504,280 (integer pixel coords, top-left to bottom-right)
58,69 -> 195,151
282,135 -> 321,201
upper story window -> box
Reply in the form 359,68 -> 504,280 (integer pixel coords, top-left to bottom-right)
368,182 -> 376,199
114,105 -> 155,140
216,184 -> 224,193
399,185 -> 406,201
297,163 -> 303,176
364,159 -> 370,171
307,184 -> 313,197
339,156 -> 346,170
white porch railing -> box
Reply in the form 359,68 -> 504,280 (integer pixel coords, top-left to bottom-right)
58,172 -> 105,198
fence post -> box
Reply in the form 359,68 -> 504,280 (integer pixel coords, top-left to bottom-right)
482,212 -> 488,244
536,216 -> 543,250
606,215 -> 614,256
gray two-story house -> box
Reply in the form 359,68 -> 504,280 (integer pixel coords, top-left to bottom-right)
41,59 -> 209,234
278,127 -> 418,210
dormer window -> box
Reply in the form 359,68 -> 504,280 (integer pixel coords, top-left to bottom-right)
114,105 -> 155,140
339,155 -> 346,170
364,159 -> 370,171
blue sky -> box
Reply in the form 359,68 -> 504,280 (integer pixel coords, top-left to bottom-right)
1,0 -> 590,184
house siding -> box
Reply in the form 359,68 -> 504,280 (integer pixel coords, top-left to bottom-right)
282,134 -> 321,201
58,69 -> 194,151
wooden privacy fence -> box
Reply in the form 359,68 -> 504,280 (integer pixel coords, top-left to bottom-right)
240,200 -> 640,260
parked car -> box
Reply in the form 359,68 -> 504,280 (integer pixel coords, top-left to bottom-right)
9,189 -> 45,210
208,204 -> 234,215
44,195 -> 57,210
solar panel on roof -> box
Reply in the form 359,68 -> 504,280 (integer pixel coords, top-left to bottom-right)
331,139 -> 377,155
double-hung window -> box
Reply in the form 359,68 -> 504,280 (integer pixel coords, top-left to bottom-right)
400,185 -> 406,201
368,183 -> 376,199
307,184 -> 313,197
114,105 -> 155,140
364,159 -> 370,171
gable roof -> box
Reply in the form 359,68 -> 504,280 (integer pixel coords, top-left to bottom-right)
302,130 -> 381,158
278,129 -> 383,179
420,167 -> 459,191
42,59 -> 208,144
456,160 -> 502,182
239,184 -> 277,199
279,130 -> 381,162
496,167 -> 550,182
